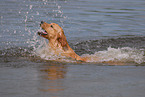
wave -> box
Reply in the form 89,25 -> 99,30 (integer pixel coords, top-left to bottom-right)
0,36 -> 145,64
32,37 -> 145,64
82,47 -> 145,64
35,43 -> 145,64
73,37 -> 145,55
0,47 -> 32,57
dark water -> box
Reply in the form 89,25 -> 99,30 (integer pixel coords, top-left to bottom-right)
0,0 -> 145,97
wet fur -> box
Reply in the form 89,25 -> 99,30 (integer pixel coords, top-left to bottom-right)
38,22 -> 87,61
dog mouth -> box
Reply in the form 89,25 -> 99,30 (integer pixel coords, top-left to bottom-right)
37,21 -> 49,38
37,30 -> 48,36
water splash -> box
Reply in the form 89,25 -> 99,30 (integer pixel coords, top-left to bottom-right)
26,0 -> 70,60
30,32 -> 145,64
26,0 -> 68,45
23,0 -> 145,64
82,47 -> 145,64
31,36 -> 73,62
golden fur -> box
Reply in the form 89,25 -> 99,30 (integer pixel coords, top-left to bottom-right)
38,21 -> 87,61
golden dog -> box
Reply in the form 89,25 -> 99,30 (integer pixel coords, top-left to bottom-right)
38,21 -> 86,61
37,21 -> 126,65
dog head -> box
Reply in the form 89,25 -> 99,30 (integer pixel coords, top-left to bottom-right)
38,21 -> 67,47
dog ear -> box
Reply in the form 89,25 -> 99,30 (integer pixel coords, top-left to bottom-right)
58,34 -> 67,47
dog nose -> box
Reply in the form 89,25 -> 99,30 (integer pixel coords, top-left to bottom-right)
41,21 -> 44,24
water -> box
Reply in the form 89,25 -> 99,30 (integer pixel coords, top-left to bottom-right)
0,0 -> 145,97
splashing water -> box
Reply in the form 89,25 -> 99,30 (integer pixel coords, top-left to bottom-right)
30,35 -> 74,62
82,47 -> 145,64
30,31 -> 145,64
26,0 -> 72,61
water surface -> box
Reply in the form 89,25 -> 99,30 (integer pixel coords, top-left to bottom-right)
0,0 -> 145,97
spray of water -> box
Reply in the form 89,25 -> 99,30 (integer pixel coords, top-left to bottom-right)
82,47 -> 145,64
25,0 -> 72,61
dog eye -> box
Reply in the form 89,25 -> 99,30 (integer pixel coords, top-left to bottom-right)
51,25 -> 53,28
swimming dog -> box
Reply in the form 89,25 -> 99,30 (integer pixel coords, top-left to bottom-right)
38,21 -> 87,61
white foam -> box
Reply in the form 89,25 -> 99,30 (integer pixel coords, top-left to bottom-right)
31,36 -> 74,62
82,47 -> 145,64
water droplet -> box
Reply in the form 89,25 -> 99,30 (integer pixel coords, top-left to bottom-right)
29,5 -> 33,9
